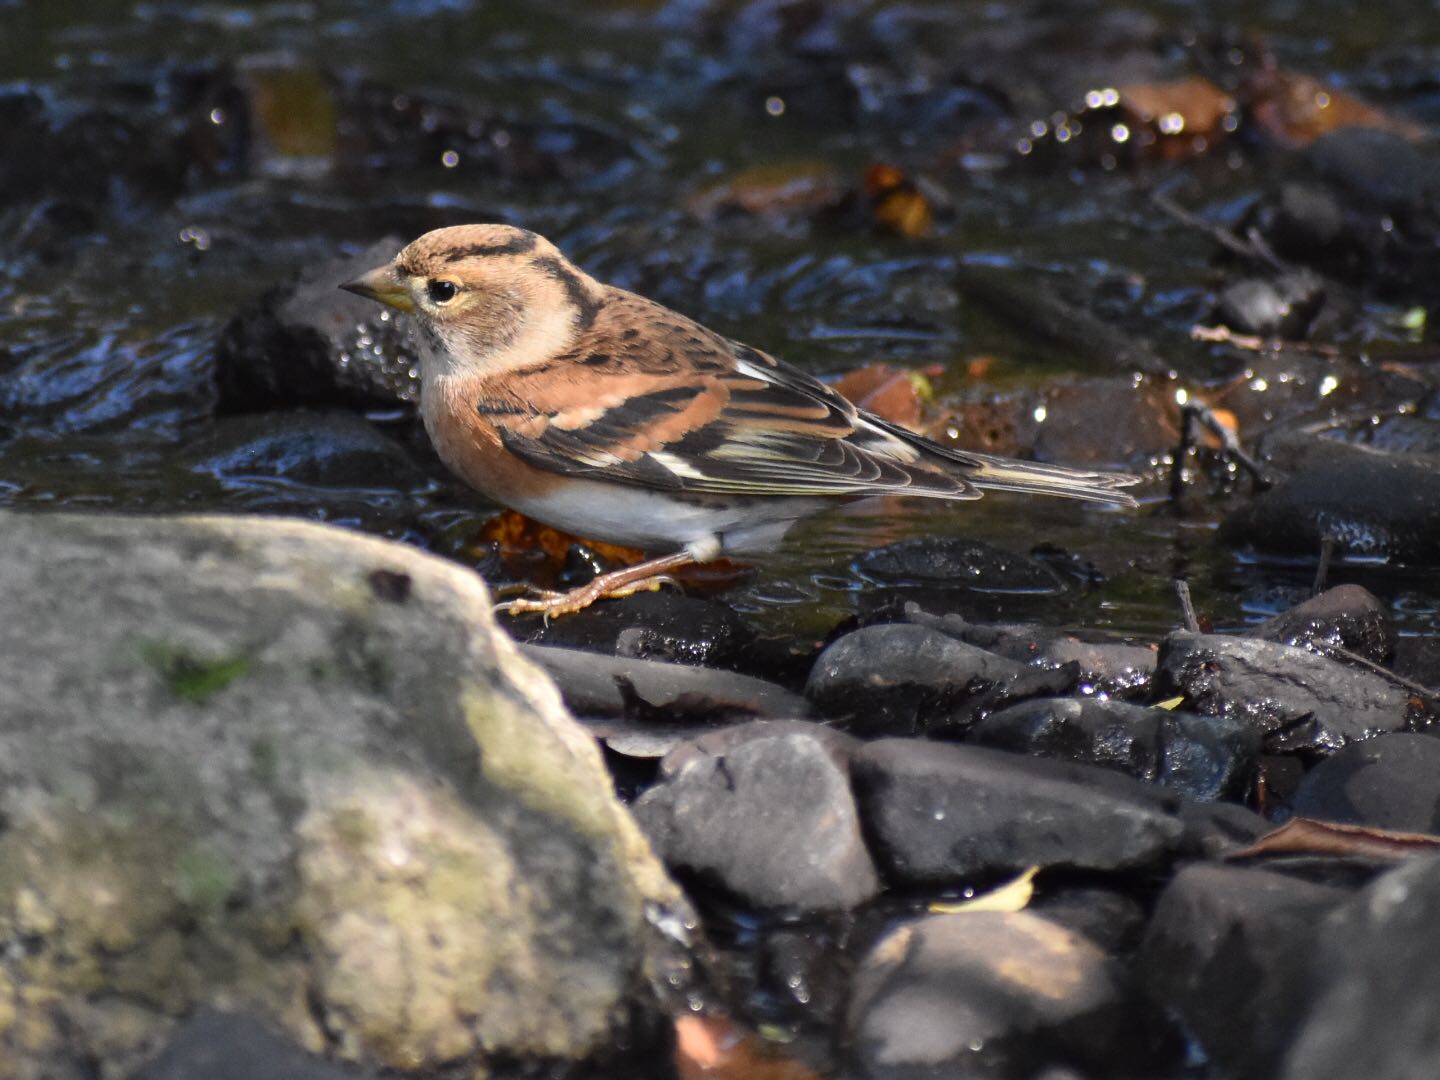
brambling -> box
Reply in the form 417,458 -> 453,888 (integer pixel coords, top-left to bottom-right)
342,224 -> 1138,617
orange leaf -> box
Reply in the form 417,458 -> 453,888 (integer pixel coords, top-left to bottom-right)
863,162 -> 933,238
833,363 -> 925,429
675,1015 -> 822,1080
1248,68 -> 1426,148
477,509 -> 646,567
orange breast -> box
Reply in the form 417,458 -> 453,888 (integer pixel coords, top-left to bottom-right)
422,387 -> 567,506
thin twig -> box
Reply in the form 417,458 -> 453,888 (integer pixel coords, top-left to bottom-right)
1326,644 -> 1440,709
1169,403 -> 1194,503
1151,190 -> 1288,271
1183,401 -> 1273,491
1174,579 -> 1201,633
1190,323 -> 1345,358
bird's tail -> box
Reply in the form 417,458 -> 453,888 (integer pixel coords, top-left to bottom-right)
961,450 -> 1140,506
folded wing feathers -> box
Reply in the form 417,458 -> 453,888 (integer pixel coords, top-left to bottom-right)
498,339 -> 1137,504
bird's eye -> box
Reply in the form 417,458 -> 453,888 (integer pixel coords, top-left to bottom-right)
426,279 -> 458,305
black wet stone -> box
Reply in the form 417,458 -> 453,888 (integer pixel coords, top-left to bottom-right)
851,739 -> 1188,882
905,605 -> 1156,696
182,410 -> 430,490
632,723 -> 880,912
1289,733 -> 1440,832
1280,854 -> 1440,1079
1213,272 -> 1325,338
805,623 -> 1074,738
1138,864 -> 1349,1079
846,912 -> 1178,1080
520,589 -> 759,672
1155,631 -> 1412,756
969,696 -> 1260,802
215,236 -> 420,413
1220,437 -> 1440,563
1247,583 -> 1397,666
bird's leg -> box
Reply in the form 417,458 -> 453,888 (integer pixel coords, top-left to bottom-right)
496,549 -> 700,619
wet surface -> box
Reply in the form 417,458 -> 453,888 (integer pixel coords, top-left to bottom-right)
8,1 -> 1440,1076
7,0 -> 1440,649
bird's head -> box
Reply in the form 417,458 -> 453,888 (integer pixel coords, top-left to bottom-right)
341,223 -> 602,375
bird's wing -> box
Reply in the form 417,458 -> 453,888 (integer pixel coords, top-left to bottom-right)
487,291 -> 1136,504
485,297 -> 978,498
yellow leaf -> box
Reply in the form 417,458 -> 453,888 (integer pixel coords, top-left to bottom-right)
929,867 -> 1038,914
1153,696 -> 1186,710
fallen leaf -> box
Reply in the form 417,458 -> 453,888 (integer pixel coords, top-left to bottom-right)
864,163 -> 933,238
686,162 -> 845,221
675,1014 -> 822,1080
929,867 -> 1038,914
832,362 -> 939,429
1117,76 -> 1238,160
477,508 -> 647,567
1227,816 -> 1440,862
1152,696 -> 1186,711
1248,66 -> 1427,148
248,65 -> 339,165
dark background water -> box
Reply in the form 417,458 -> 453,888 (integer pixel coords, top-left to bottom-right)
5,0 -> 1440,646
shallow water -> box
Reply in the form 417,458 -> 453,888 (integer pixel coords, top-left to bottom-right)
6,0 -> 1440,648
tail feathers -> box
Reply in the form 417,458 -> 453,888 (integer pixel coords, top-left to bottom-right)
963,451 -> 1140,507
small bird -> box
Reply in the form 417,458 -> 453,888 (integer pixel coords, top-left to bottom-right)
342,224 -> 1138,617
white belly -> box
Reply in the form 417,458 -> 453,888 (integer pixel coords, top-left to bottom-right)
507,479 -> 821,558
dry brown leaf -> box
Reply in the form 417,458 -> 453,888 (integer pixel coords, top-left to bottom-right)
675,1014 -> 822,1080
685,162 -> 845,221
477,509 -> 646,566
1118,76 -> 1238,160
1228,816 -> 1440,863
864,163 -> 933,238
832,362 -> 939,430
1248,68 -> 1427,148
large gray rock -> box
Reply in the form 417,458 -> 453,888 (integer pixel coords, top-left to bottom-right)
0,511 -> 688,1079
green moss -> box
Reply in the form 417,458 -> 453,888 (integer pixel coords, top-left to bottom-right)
140,642 -> 251,703
173,844 -> 238,912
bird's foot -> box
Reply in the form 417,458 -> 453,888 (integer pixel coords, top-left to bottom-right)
494,552 -> 696,619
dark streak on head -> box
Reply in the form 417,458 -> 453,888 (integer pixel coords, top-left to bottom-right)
532,255 -> 603,331
582,353 -> 612,366
442,232 -> 539,262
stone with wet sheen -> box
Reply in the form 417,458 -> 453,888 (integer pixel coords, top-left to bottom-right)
215,236 -> 421,412
969,696 -> 1260,802
1156,631 -> 1413,755
806,623 -> 1074,737
1247,583 -> 1397,666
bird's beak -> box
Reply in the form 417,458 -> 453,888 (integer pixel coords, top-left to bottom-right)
339,263 -> 415,313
